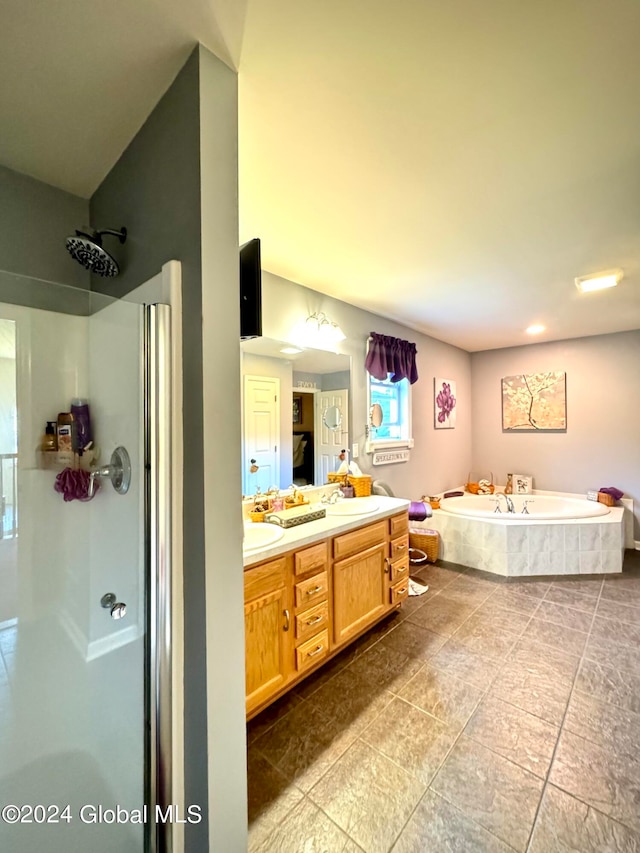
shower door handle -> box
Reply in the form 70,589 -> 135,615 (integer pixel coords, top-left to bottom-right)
101,592 -> 128,620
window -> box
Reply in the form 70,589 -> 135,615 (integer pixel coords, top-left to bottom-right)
367,373 -> 413,449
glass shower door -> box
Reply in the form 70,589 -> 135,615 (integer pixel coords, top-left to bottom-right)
0,280 -> 146,853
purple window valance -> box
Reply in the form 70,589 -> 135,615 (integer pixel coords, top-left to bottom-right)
365,332 -> 419,384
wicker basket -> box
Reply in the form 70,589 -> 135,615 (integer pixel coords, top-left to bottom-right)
249,509 -> 267,523
465,472 -> 495,495
597,491 -> 616,507
409,529 -> 439,563
327,472 -> 372,496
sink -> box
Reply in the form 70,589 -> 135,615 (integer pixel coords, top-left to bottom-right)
325,497 -> 380,517
243,522 -> 285,552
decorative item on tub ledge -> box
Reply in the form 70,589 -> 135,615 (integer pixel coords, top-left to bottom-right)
465,473 -> 495,495
512,474 -> 532,494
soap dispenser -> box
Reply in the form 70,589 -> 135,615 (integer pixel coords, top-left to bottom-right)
41,421 -> 58,453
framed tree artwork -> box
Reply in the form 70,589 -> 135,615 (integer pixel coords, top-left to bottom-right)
502,371 -> 566,431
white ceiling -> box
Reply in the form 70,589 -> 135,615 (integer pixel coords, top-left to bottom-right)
2,0 -> 639,351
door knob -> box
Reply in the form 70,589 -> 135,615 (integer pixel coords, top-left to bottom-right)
101,592 -> 127,620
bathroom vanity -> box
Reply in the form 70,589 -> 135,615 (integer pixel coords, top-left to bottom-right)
243,497 -> 410,718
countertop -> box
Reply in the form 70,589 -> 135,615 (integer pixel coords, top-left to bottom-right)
243,496 -> 410,567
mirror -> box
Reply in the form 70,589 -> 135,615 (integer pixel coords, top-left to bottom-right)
322,405 -> 342,431
370,402 -> 383,428
241,337 -> 351,492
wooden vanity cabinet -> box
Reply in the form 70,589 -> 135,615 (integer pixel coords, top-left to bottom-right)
245,511 -> 409,718
244,557 -> 293,715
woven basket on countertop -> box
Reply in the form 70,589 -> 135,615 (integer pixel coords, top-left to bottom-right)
597,491 -> 616,507
409,529 -> 439,563
327,473 -> 372,496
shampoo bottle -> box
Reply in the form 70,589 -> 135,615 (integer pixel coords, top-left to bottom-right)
40,421 -> 58,452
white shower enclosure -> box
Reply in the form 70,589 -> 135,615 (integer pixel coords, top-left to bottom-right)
0,271 -> 173,853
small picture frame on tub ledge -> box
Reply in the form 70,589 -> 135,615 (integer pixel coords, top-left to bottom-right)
513,474 -> 532,495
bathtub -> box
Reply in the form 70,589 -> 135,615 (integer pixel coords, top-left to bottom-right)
440,494 -> 610,520
418,492 -> 625,577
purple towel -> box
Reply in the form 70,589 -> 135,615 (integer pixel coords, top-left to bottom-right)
409,501 -> 432,521
599,486 -> 624,501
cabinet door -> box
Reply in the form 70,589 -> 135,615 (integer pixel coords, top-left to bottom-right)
333,542 -> 388,646
245,586 -> 291,714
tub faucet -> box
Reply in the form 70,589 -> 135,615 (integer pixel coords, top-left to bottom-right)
495,492 -> 515,513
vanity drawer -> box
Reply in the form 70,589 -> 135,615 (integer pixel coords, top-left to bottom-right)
294,541 -> 328,577
294,571 -> 329,610
389,512 -> 409,539
333,520 -> 386,561
295,601 -> 330,643
389,534 -> 409,561
390,579 -> 409,605
244,557 -> 287,602
295,630 -> 329,673
389,554 -> 409,582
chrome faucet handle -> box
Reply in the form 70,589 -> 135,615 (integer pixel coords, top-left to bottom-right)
521,499 -> 534,515
490,497 -> 502,513
88,446 -> 131,498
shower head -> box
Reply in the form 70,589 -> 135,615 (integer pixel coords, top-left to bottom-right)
65,226 -> 127,277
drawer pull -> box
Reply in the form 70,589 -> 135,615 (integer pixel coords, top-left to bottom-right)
307,645 -> 324,658
306,614 -> 323,626
395,543 -> 407,551
283,609 -> 290,632
397,587 -> 407,595
306,585 -> 323,595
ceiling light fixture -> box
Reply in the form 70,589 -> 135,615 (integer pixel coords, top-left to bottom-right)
575,269 -> 623,293
305,311 -> 346,347
280,346 -> 302,354
526,324 -> 545,335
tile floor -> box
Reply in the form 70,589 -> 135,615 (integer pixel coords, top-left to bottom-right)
247,551 -> 640,852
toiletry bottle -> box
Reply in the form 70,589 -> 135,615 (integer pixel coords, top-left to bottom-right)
41,421 -> 58,452
57,412 -> 75,466
39,421 -> 58,468
71,398 -> 92,456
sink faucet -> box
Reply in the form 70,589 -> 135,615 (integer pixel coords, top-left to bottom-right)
494,492 -> 515,513
321,490 -> 343,505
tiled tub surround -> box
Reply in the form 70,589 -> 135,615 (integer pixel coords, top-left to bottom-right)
421,493 -> 626,577
247,551 -> 640,852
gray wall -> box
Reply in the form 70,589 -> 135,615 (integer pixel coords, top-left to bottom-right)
471,330 -> 640,537
261,271 -> 473,499
0,164 -> 89,288
90,47 -> 212,849
322,369 -> 350,392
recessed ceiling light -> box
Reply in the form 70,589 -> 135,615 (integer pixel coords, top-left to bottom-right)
526,324 -> 545,335
575,269 -> 623,293
280,346 -> 302,354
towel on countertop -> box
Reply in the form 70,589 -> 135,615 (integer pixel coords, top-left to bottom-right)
409,500 -> 432,521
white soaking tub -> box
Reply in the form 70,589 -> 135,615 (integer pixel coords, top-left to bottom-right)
440,494 -> 610,520
418,492 -> 625,577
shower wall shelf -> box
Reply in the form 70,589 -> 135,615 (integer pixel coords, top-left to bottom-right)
36,447 -> 100,472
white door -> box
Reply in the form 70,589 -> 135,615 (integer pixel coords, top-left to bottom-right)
315,389 -> 349,484
243,375 -> 280,495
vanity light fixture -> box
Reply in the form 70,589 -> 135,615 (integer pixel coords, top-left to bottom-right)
575,269 -> 623,293
526,324 -> 545,335
305,312 -> 346,346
